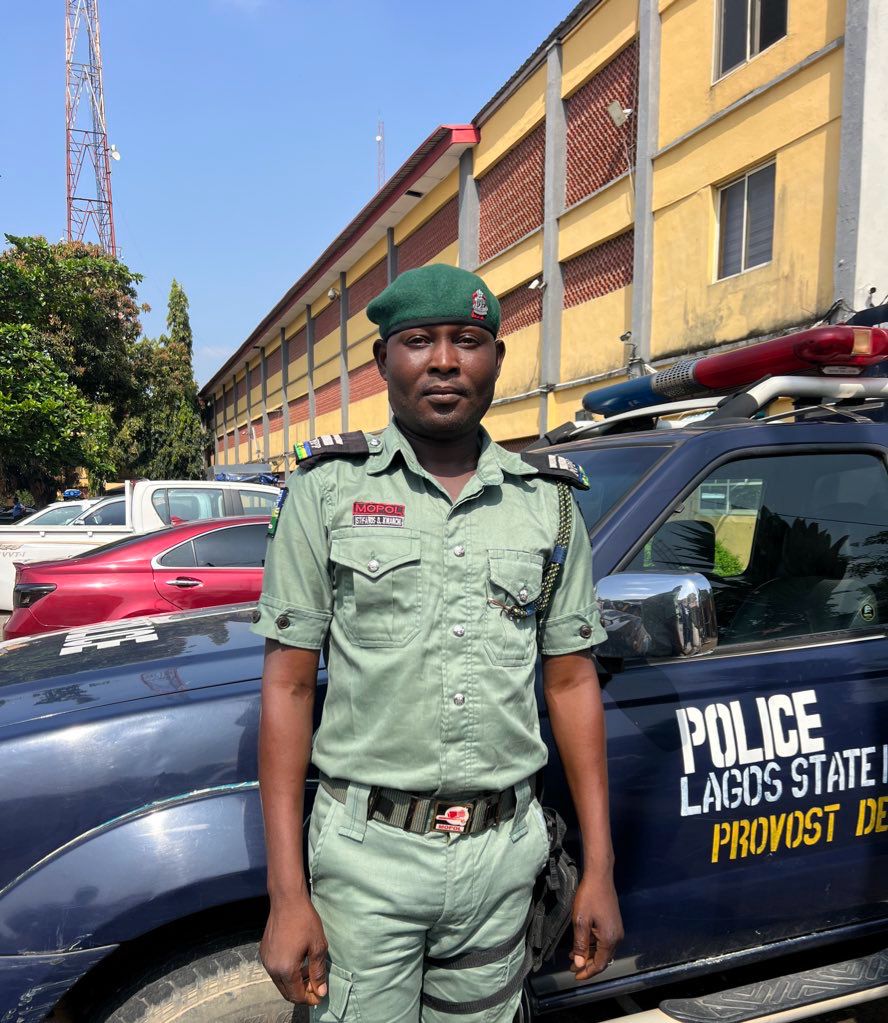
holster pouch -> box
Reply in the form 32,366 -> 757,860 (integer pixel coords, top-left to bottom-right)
529,807 -> 578,972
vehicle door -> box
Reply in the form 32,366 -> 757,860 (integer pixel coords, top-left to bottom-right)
152,521 -> 268,609
564,437 -> 888,984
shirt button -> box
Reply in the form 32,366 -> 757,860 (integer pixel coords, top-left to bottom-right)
518,587 -> 529,604
579,624 -> 593,639
453,545 -> 465,558
453,693 -> 466,706
452,624 -> 466,637
250,608 -> 261,624
369,436 -> 381,447
276,614 -> 291,629
367,559 -> 380,573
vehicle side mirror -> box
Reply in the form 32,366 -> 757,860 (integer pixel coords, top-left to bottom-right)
596,572 -> 718,660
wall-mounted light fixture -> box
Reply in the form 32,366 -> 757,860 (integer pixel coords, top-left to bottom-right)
606,100 -> 634,128
327,287 -> 340,301
527,277 -> 547,291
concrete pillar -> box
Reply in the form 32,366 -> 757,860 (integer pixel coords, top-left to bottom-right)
306,304 -> 317,439
835,0 -> 888,311
260,347 -> 269,462
339,272 -> 350,432
222,383 -> 229,466
458,149 -> 480,271
630,0 -> 662,362
386,227 -> 398,283
540,41 -> 567,435
280,326 -> 290,471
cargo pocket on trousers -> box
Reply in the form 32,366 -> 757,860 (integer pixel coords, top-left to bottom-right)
483,549 -> 544,667
330,528 -> 422,648
312,963 -> 360,1021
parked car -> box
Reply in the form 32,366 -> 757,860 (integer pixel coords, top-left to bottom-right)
3,340 -> 888,1022
0,503 -> 36,524
0,479 -> 280,610
0,499 -> 99,527
3,516 -> 270,640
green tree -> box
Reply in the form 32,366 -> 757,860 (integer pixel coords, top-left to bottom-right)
0,234 -> 143,419
0,325 -> 114,503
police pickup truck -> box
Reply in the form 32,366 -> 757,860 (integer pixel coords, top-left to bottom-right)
2,325 -> 888,1023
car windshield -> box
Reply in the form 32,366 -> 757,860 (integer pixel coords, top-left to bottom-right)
21,504 -> 89,526
570,445 -> 670,532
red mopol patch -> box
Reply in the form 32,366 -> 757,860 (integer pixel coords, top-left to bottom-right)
352,501 -> 405,527
435,805 -> 471,833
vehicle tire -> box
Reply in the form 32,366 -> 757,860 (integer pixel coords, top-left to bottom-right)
96,939 -> 304,1023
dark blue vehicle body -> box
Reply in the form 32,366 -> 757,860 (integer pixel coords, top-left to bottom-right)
1,419 -> 887,1021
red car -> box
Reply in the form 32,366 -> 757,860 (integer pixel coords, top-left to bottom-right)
4,516 -> 269,640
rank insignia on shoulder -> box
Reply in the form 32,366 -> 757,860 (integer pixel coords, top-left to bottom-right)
521,450 -> 590,490
267,486 -> 289,538
293,431 -> 370,469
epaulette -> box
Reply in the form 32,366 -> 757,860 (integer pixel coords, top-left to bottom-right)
267,486 -> 288,538
293,431 -> 372,470
520,450 -> 590,490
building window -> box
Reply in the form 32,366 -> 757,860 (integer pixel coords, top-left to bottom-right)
718,0 -> 787,79
717,162 -> 775,279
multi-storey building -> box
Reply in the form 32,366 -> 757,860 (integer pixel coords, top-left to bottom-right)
200,0 -> 886,470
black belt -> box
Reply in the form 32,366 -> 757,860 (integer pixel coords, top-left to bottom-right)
318,774 -> 526,836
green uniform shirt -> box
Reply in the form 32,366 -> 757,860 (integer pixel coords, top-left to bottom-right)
252,421 -> 606,795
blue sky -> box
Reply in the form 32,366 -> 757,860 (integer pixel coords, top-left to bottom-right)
0,0 -> 576,386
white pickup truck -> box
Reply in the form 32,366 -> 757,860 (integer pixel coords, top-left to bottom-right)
0,478 -> 279,611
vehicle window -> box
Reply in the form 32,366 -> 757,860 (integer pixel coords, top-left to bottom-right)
158,540 -> 197,568
627,453 -> 888,646
151,488 -> 225,524
571,447 -> 670,531
238,489 -> 277,515
192,523 -> 269,568
27,504 -> 88,525
81,499 -> 126,525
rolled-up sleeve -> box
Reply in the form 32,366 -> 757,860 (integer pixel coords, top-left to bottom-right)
538,494 -> 607,656
250,466 -> 333,649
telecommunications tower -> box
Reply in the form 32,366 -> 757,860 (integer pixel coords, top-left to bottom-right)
65,0 -> 117,256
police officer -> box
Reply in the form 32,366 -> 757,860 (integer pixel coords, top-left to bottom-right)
253,264 -> 622,1021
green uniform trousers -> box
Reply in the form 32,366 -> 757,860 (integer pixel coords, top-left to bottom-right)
308,779 -> 550,1022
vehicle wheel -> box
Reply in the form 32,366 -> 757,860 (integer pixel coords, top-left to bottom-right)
96,939 -> 303,1023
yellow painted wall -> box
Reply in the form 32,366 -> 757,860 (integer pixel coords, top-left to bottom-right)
562,0 -> 639,98
284,310 -> 307,341
651,117 -> 841,357
428,240 -> 459,268
561,286 -> 632,381
345,391 -> 391,435
559,175 -> 634,261
659,0 -> 844,148
498,324 -> 542,397
349,337 -> 377,370
313,356 -> 341,390
346,237 -> 388,287
394,168 -> 459,245
474,66 -> 546,178
314,409 -> 344,438
346,311 -> 376,348
479,232 -> 543,295
314,332 -> 340,371
483,397 -> 540,442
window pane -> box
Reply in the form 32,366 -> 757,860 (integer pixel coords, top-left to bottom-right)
152,490 -> 171,525
719,179 -> 745,278
83,499 -> 126,525
167,488 -> 226,522
159,540 -> 197,568
631,453 -> 888,648
192,523 -> 269,568
720,0 -> 749,76
239,489 -> 277,514
755,0 -> 787,53
745,163 -> 775,268
571,447 -> 670,531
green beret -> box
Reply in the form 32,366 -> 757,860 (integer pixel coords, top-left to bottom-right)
367,264 -> 500,341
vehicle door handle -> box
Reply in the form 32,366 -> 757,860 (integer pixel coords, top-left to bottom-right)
164,578 -> 202,588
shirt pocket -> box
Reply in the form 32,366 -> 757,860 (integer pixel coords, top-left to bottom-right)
330,528 -> 422,648
483,549 -> 545,667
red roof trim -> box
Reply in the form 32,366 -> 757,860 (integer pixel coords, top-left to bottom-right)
202,124 -> 479,395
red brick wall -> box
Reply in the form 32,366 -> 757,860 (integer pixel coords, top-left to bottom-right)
289,326 -> 307,363
252,416 -> 264,440
314,301 -> 340,341
216,437 -> 224,457
563,230 -> 634,309
226,430 -> 235,449
565,41 -> 639,207
288,395 -> 309,426
224,389 -> 235,416
497,435 -> 538,453
315,379 -> 341,416
348,259 -> 388,316
268,408 -> 284,434
234,376 -> 246,403
349,360 -> 387,402
398,197 -> 459,273
478,123 -> 545,263
499,285 -> 543,337
266,345 -> 282,378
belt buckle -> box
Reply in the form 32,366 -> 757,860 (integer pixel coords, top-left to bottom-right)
433,799 -> 474,834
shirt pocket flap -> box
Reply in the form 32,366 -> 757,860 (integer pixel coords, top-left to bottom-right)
331,530 -> 421,580
488,549 -> 545,603
326,962 -> 354,1020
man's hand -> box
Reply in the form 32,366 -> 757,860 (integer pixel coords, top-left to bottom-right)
569,871 -> 624,981
260,895 -> 329,1005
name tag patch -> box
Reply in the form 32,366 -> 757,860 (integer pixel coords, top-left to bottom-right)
353,501 -> 405,527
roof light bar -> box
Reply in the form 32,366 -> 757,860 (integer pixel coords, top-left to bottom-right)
583,326 -> 888,417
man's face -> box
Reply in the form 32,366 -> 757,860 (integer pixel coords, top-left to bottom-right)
374,323 -> 505,440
